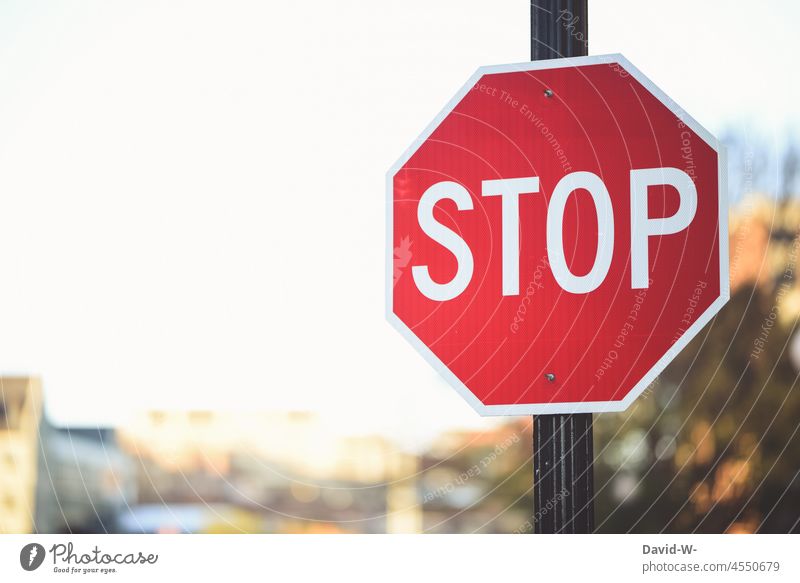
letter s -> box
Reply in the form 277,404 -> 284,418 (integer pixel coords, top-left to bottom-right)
412,181 -> 474,301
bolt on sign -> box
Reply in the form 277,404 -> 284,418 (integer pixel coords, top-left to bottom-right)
387,55 -> 728,415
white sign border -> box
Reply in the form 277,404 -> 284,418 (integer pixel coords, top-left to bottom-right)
386,53 -> 729,416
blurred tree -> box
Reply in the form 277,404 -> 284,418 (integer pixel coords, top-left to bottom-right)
590,204 -> 800,532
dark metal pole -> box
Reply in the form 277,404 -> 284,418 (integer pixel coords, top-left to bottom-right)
531,0 -> 588,61
530,0 -> 595,534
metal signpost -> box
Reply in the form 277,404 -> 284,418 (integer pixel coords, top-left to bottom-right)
388,0 -> 727,533
530,0 -> 593,535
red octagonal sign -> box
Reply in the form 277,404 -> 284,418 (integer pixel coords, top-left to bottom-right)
387,54 -> 729,415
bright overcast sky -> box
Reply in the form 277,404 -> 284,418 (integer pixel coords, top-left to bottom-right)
0,0 -> 798,446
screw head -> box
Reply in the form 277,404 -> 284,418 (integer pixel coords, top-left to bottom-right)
543,88 -> 554,98
545,373 -> 556,382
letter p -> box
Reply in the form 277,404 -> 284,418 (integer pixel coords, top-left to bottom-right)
630,167 -> 697,289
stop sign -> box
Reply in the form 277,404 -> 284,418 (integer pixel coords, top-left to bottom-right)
387,54 -> 728,415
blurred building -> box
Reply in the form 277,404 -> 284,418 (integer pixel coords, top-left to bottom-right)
0,377 -> 43,533
418,419 -> 532,533
35,424 -> 137,533
117,410 -> 422,533
0,376 -> 136,534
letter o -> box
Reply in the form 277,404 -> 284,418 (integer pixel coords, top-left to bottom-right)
546,171 -> 614,293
